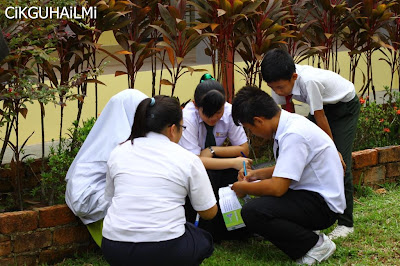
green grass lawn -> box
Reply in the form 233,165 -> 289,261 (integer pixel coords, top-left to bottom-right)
56,183 -> 400,266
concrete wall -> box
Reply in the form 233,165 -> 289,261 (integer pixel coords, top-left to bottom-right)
1,30 -> 397,148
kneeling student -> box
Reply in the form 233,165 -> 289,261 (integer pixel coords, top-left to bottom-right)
231,86 -> 345,265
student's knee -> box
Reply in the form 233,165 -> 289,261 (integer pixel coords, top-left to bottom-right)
241,202 -> 260,226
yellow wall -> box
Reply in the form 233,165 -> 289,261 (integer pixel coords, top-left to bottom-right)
1,34 -> 397,147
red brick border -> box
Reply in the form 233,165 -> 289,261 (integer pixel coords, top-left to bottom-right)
0,204 -> 95,265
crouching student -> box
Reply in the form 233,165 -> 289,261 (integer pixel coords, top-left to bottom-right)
261,48 -> 360,239
65,89 -> 148,246
179,75 -> 252,241
231,86 -> 345,265
102,96 -> 218,266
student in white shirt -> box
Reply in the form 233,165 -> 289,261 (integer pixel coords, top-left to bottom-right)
65,89 -> 147,246
102,95 -> 218,266
261,49 -> 360,239
231,86 -> 345,265
179,76 -> 252,241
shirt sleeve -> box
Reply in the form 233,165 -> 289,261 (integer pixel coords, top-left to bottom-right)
104,164 -> 114,202
179,117 -> 202,155
271,90 -> 286,105
305,80 -> 324,115
227,116 -> 248,146
188,156 -> 217,211
273,133 -> 309,182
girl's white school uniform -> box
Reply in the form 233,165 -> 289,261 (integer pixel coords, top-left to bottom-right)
179,102 -> 247,155
103,132 -> 216,242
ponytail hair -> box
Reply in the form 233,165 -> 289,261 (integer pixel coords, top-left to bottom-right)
194,80 -> 225,117
127,95 -> 182,142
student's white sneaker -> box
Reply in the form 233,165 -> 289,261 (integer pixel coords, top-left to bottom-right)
328,225 -> 354,240
296,234 -> 336,265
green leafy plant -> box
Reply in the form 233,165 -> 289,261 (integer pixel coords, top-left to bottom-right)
32,117 -> 96,206
0,15 -> 61,209
354,86 -> 400,151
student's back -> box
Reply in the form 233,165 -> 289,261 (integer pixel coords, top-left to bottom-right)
275,112 -> 345,213
104,133 -> 213,242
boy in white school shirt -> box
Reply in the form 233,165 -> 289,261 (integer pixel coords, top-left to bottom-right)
261,48 -> 360,239
231,86 -> 345,265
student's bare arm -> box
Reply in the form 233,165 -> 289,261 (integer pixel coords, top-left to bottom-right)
200,157 -> 252,170
231,177 -> 291,197
313,109 -> 334,140
198,204 -> 218,220
238,166 -> 275,181
314,109 -> 346,172
201,142 -> 249,158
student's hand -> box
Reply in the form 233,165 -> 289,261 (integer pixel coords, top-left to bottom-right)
231,181 -> 247,198
200,147 -> 213,158
231,157 -> 253,171
238,168 -> 258,182
338,151 -> 346,174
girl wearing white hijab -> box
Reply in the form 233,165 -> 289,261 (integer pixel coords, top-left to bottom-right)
65,89 -> 147,246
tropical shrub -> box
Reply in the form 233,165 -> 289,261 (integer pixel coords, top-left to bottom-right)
32,117 -> 96,206
354,86 -> 400,151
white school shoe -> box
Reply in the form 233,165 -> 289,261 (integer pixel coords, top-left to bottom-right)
296,234 -> 336,265
328,225 -> 354,240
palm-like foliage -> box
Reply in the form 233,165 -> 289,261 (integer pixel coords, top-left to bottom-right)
236,0 -> 291,87
304,0 -> 350,72
190,0 -> 262,102
151,0 -> 212,96
380,1 -> 400,97
282,0 -> 316,64
96,0 -> 159,89
356,0 -> 395,100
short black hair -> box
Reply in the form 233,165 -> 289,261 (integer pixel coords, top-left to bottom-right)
261,48 -> 296,83
232,86 -> 280,126
194,80 -> 225,117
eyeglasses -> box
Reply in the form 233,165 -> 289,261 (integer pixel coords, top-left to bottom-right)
170,124 -> 186,131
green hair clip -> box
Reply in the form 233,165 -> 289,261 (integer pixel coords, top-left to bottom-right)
200,73 -> 216,83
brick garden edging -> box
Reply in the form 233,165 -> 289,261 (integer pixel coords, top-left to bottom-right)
352,145 -> 400,187
0,145 -> 399,265
0,204 -> 95,265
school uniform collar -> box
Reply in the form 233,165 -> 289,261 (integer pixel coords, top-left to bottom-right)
185,101 -> 205,125
146,131 -> 170,142
193,102 -> 229,125
292,75 -> 303,97
274,109 -> 290,142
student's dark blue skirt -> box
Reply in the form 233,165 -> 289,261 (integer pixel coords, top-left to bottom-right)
101,223 -> 214,266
